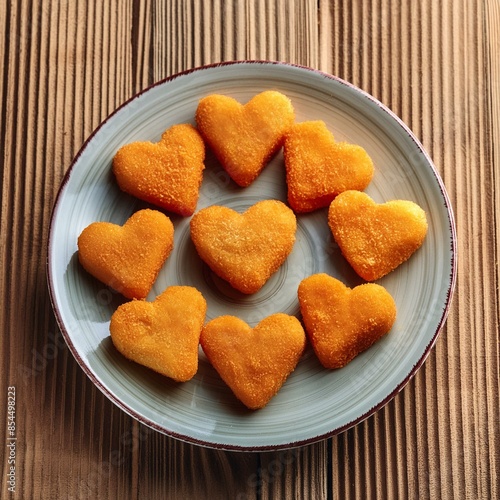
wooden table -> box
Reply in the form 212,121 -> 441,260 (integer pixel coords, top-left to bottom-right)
1,1 -> 499,498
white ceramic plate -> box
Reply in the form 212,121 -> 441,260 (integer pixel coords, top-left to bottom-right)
47,62 -> 456,450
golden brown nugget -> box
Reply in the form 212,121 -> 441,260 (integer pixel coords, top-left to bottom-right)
190,200 -> 296,294
77,209 -> 174,299
195,91 -> 295,187
110,286 -> 207,382
113,123 -> 205,216
200,314 -> 306,409
284,121 -> 374,212
328,190 -> 428,281
298,274 -> 396,369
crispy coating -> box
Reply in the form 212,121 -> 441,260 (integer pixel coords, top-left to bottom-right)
77,209 -> 174,299
113,123 -> 205,216
110,286 -> 207,381
195,91 -> 295,187
328,190 -> 428,281
298,273 -> 396,369
190,200 -> 296,294
283,121 -> 374,212
200,314 -> 306,409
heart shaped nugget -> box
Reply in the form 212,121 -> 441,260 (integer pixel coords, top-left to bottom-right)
283,121 -> 374,212
195,91 -> 295,187
201,314 -> 306,409
113,123 -> 205,216
298,274 -> 396,369
77,209 -> 174,299
190,200 -> 297,294
110,286 -> 207,381
328,190 -> 428,281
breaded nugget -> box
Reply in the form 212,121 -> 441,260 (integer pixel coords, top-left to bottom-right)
77,209 -> 174,299
328,190 -> 428,281
298,273 -> 396,369
110,286 -> 207,381
200,314 -> 306,409
113,123 -> 205,216
284,121 -> 374,212
195,91 -> 295,187
190,200 -> 296,294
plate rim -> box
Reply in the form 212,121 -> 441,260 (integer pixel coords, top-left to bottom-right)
46,60 -> 458,451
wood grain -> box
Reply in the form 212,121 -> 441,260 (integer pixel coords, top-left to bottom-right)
0,1 -> 498,499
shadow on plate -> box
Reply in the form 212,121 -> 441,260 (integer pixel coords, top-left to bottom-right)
89,336 -> 190,400
65,252 -> 129,324
88,337 -> 253,417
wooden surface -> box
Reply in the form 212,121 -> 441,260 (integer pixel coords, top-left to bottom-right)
1,1 -> 499,498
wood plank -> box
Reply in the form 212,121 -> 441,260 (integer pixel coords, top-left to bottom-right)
483,3 -> 500,500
